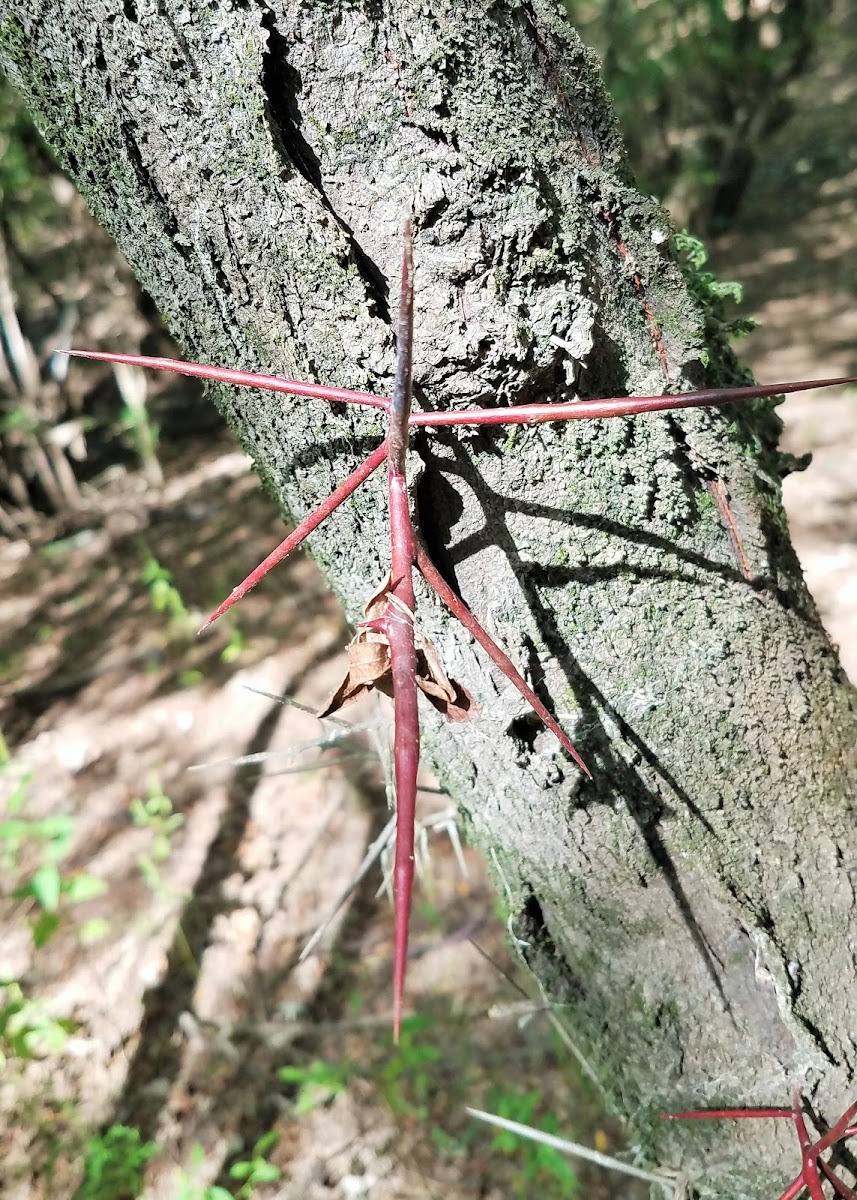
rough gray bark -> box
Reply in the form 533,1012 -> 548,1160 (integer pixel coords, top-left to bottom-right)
3,1 -> 855,1194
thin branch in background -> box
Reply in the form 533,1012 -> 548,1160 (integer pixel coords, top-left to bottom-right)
466,1106 -> 676,1194
0,223 -> 40,396
299,812 -> 398,966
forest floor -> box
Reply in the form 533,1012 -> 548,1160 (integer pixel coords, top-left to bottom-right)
1,7 -> 856,1200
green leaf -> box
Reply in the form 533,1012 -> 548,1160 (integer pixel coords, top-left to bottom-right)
32,912 -> 60,947
31,864 -> 61,910
279,1059 -> 351,1114
250,1163 -> 280,1184
0,819 -> 32,842
64,873 -> 107,903
179,669 -> 205,688
78,918 -> 111,944
38,814 -> 76,850
252,1131 -> 279,1158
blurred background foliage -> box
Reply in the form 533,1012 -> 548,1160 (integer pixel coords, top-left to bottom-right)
565,0 -> 834,232
0,75 -> 214,533
0,0 -> 844,527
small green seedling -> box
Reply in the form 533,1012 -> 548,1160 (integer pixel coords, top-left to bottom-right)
479,1088 -> 578,1197
1,788 -> 105,948
227,1132 -> 281,1199
170,1145 -> 232,1200
129,775 -> 184,864
278,1058 -> 353,1115
0,980 -> 78,1066
74,1124 -> 159,1200
141,553 -> 190,625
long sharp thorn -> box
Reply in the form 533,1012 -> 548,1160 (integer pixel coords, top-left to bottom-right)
385,220 -> 418,1043
409,376 -> 857,428
787,1091 -> 825,1200
64,349 -> 390,410
200,441 -> 389,631
663,1097 -> 857,1200
820,1160 -> 857,1200
779,1175 -> 812,1200
803,1158 -> 827,1200
793,1089 -> 815,1152
414,542 -> 590,777
662,1109 -> 793,1120
808,1100 -> 857,1158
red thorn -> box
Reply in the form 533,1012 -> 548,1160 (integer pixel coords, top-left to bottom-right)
414,543 -> 590,776
409,377 -> 857,428
662,1108 -> 792,1120
664,1093 -> 857,1200
199,442 -> 388,631
64,348 -> 390,410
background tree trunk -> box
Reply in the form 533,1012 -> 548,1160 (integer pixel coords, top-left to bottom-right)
3,1 -> 855,1194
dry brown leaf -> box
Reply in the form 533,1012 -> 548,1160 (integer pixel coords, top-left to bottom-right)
415,635 -> 480,723
318,586 -> 479,724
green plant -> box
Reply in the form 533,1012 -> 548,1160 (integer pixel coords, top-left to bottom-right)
479,1088 -> 578,1197
227,1132 -> 280,1198
73,1124 -> 159,1200
0,980 -> 77,1066
170,1138 -> 287,1200
277,1017 -> 589,1196
375,1014 -> 442,1120
170,1146 -> 232,1200
1,780 -> 106,947
0,772 -> 36,867
467,1104 -> 671,1193
140,553 -> 191,626
279,1015 -> 444,1124
219,622 -> 245,664
12,860 -> 107,948
129,775 -> 184,863
0,78 -> 58,235
0,757 -> 101,1069
674,229 -> 754,367
129,776 -> 186,905
278,1057 -> 353,1115
0,808 -> 72,871
116,366 -> 162,481
38,530 -> 99,561
178,668 -> 206,687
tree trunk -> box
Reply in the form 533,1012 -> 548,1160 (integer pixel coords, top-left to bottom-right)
3,1 -> 855,1194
